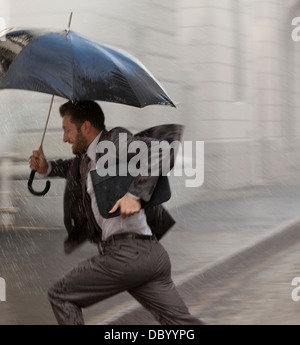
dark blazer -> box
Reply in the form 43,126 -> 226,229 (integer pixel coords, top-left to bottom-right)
49,124 -> 183,253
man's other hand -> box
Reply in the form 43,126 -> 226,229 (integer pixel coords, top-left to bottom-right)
109,193 -> 141,218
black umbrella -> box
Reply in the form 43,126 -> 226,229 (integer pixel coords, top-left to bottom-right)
0,28 -> 175,107
0,16 -> 175,196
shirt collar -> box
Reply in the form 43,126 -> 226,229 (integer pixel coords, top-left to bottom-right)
86,131 -> 102,162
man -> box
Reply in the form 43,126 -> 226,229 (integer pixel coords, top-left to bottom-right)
29,100 -> 204,325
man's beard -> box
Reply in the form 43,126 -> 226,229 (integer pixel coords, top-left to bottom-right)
72,129 -> 88,154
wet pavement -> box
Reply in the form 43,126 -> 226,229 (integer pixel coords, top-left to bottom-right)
1,182 -> 300,324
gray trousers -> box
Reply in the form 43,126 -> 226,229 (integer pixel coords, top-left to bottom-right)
48,236 -> 204,325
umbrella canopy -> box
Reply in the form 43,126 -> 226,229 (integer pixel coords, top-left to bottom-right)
0,27 -> 175,108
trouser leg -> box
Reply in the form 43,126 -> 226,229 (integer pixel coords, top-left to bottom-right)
47,254 -> 127,325
129,241 -> 204,325
48,237 -> 204,325
47,237 -> 163,325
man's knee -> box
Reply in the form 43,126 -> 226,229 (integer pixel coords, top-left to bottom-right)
47,280 -> 64,304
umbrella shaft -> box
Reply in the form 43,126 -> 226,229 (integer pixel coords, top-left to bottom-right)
40,95 -> 54,147
67,12 -> 73,33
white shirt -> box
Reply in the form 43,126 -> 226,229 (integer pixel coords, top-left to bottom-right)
80,132 -> 152,241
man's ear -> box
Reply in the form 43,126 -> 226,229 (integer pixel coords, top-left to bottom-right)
82,121 -> 92,134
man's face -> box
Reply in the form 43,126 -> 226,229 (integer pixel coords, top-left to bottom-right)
62,115 -> 88,154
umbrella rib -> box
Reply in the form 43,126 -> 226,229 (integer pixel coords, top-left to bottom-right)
97,45 -> 142,107
99,45 -> 173,107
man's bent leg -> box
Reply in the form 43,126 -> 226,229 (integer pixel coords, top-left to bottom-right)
48,254 -> 128,325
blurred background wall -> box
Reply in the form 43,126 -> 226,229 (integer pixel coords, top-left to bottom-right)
0,0 -> 300,228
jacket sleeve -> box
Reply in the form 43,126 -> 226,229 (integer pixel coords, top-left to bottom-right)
128,124 -> 183,202
48,158 -> 74,178
109,124 -> 183,202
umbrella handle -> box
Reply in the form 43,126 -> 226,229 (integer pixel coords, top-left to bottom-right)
27,95 -> 54,197
27,170 -> 51,196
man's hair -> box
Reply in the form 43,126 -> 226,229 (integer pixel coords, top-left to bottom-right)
59,101 -> 105,131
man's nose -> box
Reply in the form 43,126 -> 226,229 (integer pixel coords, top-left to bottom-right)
63,133 -> 68,143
